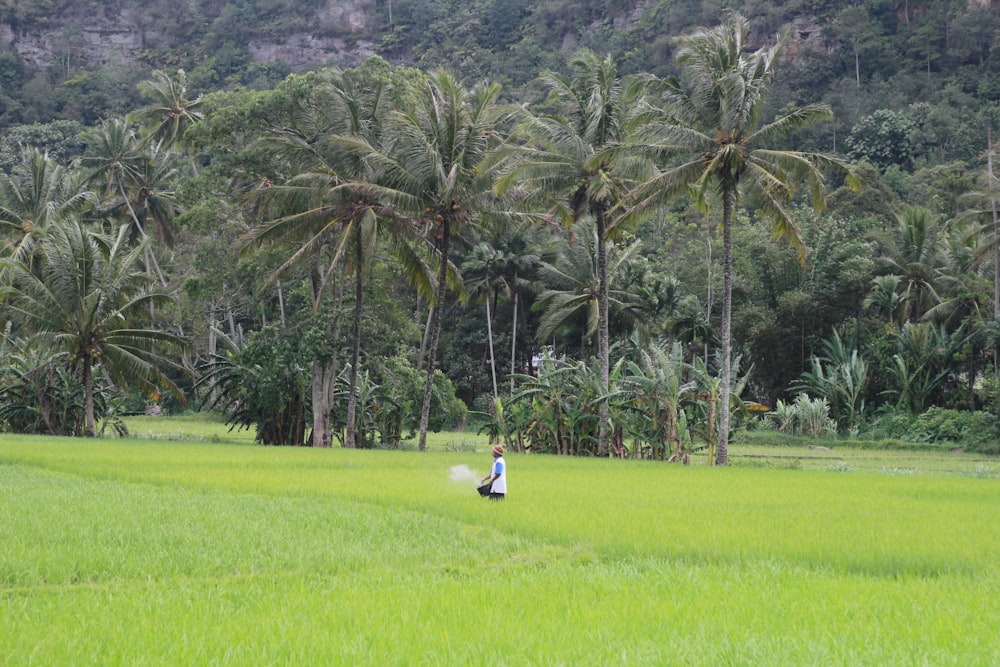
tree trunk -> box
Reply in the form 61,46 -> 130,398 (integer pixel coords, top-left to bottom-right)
346,230 -> 364,449
596,207 -> 610,457
510,290 -> 518,394
207,312 -> 218,405
83,356 -> 96,438
486,294 -> 498,400
118,179 -> 168,288
311,359 -> 336,447
276,280 -> 286,328
854,46 -> 860,88
988,129 -> 998,324
717,185 -> 734,466
704,227 -> 713,366
311,278 -> 343,448
417,304 -> 433,370
418,219 -> 451,451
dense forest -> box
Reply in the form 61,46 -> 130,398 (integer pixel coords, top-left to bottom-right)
3,1 -> 1000,458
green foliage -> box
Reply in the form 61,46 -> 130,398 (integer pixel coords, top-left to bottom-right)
861,406 -> 1000,452
793,329 -> 869,430
331,356 -> 468,449
0,325 -> 127,436
847,108 -> 917,171
0,120 -> 86,173
7,8 -> 1000,453
199,325 -> 309,446
1,221 -> 186,437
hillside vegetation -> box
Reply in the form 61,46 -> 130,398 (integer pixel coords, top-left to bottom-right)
4,4 -> 1000,454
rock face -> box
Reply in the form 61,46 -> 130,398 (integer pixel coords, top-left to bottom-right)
0,7 -> 146,68
0,0 -> 378,71
247,0 -> 377,69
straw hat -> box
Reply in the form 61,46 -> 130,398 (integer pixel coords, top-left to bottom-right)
492,445 -> 504,456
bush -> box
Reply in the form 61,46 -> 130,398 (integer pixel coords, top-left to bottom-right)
860,407 -> 1000,451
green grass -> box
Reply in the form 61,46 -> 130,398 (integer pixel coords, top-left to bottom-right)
121,413 -> 487,451
2,420 -> 999,665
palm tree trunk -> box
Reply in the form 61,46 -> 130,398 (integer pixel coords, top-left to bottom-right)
486,294 -> 498,400
989,128 -> 1000,377
311,359 -> 336,448
277,280 -> 286,327
717,186 -> 734,466
418,305 -> 433,370
83,356 -> 96,438
346,230 -> 364,449
117,180 -> 167,287
510,290 -> 518,394
854,45 -> 860,88
988,129 -> 998,322
207,309 -> 219,404
311,278 -> 342,448
705,229 -> 713,366
596,207 -> 610,457
418,219 -> 451,451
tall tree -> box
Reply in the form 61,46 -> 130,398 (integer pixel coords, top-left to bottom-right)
82,119 -> 182,285
875,207 -> 943,323
0,221 -> 186,437
373,70 -> 502,451
0,148 -> 94,275
632,14 -> 853,464
244,65 -> 428,448
533,217 -> 645,356
135,69 -> 204,167
461,221 -> 542,399
495,50 -> 655,456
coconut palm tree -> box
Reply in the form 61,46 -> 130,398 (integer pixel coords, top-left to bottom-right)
135,69 -> 204,168
533,217 -> 645,356
0,221 -> 186,437
631,14 -> 854,464
495,50 -> 657,455
243,66 -> 429,448
82,119 -> 182,286
462,242 -> 506,400
368,69 -> 502,451
461,226 -> 541,399
876,206 -> 944,323
0,148 -> 95,275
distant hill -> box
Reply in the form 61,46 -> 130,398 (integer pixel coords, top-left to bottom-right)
1,0 -> 999,170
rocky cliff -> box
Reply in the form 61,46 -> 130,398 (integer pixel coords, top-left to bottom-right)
0,0 -> 378,71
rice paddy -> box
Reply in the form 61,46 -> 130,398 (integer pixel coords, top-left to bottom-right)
1,419 -> 998,665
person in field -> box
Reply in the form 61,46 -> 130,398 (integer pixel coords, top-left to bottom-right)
480,445 -> 506,501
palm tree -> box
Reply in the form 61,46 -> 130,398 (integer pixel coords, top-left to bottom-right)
461,227 -> 540,399
125,141 -> 183,250
82,119 -> 182,285
81,116 -> 144,204
495,50 -> 656,455
135,69 -> 204,170
371,70 -> 502,451
462,242 -> 506,400
864,275 -> 908,326
631,14 -> 853,464
0,148 -> 95,275
0,221 -> 186,437
533,217 -> 645,356
876,207 -> 943,323
244,66 -> 428,448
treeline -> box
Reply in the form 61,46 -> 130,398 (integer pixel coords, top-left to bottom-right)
3,12 -> 1000,458
3,1 -> 1000,147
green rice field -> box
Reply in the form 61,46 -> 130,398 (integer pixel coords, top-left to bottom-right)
2,417 -> 999,665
